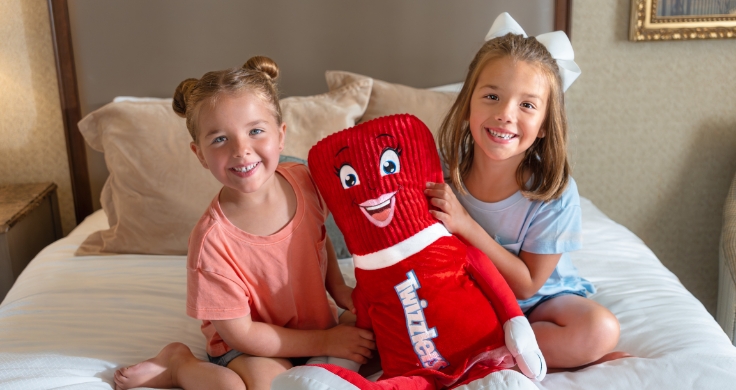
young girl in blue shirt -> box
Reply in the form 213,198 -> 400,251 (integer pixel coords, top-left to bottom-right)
426,31 -> 628,369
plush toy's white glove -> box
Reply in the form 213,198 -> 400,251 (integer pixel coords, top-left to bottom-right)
504,316 -> 546,381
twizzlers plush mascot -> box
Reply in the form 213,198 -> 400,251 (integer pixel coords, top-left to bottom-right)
272,114 -> 545,390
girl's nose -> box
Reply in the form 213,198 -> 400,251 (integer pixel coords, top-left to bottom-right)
495,102 -> 515,123
232,138 -> 252,157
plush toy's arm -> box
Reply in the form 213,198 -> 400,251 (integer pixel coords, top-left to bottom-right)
465,245 -> 546,381
353,285 -> 372,331
465,245 -> 522,322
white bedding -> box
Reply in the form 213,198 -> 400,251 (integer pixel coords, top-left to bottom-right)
1,199 -> 735,389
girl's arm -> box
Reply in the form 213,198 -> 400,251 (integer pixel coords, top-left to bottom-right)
323,236 -> 355,313
425,182 -> 560,299
212,314 -> 375,363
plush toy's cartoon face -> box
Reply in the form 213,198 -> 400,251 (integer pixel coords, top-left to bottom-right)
308,114 -> 444,256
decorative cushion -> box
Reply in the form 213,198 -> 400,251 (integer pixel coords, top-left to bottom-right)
281,77 -> 372,160
76,79 -> 371,256
325,70 -> 458,138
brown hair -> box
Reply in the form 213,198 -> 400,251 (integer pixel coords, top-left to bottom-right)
173,56 -> 282,143
437,33 -> 570,202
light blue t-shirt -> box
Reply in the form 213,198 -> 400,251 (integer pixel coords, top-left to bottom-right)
448,177 -> 595,311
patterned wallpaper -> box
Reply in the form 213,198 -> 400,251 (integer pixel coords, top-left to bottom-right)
0,0 -> 75,235
567,1 -> 736,315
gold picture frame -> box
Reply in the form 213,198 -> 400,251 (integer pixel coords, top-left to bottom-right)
630,0 -> 736,41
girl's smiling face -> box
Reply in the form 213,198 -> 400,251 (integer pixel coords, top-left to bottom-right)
468,56 -> 549,168
190,92 -> 285,195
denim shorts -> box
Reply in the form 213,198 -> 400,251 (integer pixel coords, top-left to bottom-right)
523,290 -> 588,317
208,349 -> 310,368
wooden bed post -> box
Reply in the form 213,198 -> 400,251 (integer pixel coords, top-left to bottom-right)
555,0 -> 574,38
47,0 -> 93,224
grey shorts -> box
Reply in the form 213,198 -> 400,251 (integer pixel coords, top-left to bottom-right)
207,349 -> 310,368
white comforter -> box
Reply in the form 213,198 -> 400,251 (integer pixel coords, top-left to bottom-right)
1,199 -> 735,389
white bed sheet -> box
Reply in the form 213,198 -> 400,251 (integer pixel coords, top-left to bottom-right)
1,199 -> 735,389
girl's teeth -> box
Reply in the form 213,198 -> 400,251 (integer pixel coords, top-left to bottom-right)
233,162 -> 258,172
487,129 -> 514,140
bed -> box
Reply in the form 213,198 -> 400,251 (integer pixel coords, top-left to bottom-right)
2,191 -> 736,389
3,1 -> 736,389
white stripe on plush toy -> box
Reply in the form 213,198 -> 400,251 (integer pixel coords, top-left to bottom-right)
353,223 -> 451,270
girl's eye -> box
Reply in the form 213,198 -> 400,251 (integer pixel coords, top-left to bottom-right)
521,102 -> 535,109
212,136 -> 227,144
339,165 -> 360,189
379,149 -> 401,176
250,128 -> 264,136
485,94 -> 499,101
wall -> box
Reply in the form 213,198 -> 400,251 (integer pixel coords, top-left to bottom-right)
66,0 -> 557,211
567,1 -> 736,315
0,0 -> 75,235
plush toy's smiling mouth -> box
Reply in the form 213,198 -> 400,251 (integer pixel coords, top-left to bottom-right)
358,191 -> 397,228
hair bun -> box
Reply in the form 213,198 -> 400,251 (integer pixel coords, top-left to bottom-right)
243,56 -> 279,81
172,78 -> 198,117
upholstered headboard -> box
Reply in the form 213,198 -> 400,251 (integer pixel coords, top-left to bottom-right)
49,0 -> 572,223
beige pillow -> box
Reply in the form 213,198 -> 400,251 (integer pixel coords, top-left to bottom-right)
325,70 -> 458,138
76,79 -> 372,256
281,77 -> 372,159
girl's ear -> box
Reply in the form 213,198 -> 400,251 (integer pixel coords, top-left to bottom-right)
190,141 -> 209,169
278,122 -> 287,151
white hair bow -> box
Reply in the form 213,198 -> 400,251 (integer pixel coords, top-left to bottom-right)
485,12 -> 581,92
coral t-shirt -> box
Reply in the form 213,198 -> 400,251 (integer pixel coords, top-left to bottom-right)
186,163 -> 338,357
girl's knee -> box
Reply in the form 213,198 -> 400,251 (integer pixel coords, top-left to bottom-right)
584,306 -> 620,352
230,356 -> 291,390
224,376 -> 247,390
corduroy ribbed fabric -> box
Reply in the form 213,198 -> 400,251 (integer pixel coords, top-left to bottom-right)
307,114 -> 443,257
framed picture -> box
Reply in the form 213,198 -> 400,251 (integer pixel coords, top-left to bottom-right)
629,0 -> 736,41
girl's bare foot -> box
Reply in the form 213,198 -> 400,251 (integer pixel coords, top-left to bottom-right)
114,342 -> 194,390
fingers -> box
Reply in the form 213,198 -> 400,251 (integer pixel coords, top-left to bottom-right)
358,346 -> 373,359
351,346 -> 373,362
358,328 -> 375,341
428,210 -> 449,223
360,338 -> 376,351
348,353 -> 369,364
424,182 -> 453,198
429,196 -> 449,210
424,183 -> 460,214
425,181 -> 448,190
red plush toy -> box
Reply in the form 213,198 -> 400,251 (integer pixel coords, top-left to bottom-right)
272,114 -> 545,390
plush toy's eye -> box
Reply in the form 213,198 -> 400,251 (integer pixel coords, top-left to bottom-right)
339,165 -> 360,189
379,149 -> 401,176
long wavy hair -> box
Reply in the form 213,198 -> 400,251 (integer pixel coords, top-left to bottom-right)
437,33 -> 570,202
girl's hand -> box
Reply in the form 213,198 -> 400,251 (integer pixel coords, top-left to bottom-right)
332,284 -> 356,314
425,182 -> 474,237
323,324 -> 375,364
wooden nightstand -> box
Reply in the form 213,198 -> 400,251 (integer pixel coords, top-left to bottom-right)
0,183 -> 63,300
